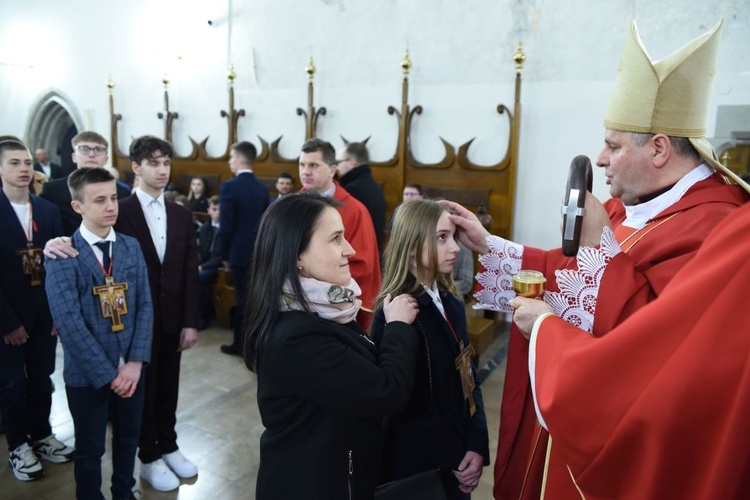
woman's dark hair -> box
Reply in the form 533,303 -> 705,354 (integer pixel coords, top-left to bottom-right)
243,192 -> 340,371
403,182 -> 424,195
188,176 -> 207,201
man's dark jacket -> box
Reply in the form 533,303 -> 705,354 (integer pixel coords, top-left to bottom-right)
339,164 -> 386,253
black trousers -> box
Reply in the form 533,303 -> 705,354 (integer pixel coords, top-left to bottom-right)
137,331 -> 181,464
67,373 -> 145,500
199,267 -> 219,326
0,321 -> 56,451
231,265 -> 249,348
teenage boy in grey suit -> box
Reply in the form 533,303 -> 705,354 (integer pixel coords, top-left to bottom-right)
45,167 -> 152,500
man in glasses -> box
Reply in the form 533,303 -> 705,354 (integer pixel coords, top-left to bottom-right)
41,131 -> 131,235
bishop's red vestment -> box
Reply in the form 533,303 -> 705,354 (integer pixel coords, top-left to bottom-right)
491,174 -> 748,499
530,200 -> 750,499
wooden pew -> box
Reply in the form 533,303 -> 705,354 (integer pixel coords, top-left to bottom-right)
466,302 -> 497,363
212,270 -> 236,329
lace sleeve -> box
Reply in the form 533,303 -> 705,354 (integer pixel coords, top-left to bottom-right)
473,235 -> 524,313
543,227 -> 621,333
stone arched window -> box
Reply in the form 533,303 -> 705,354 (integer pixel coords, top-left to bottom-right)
25,90 -> 84,173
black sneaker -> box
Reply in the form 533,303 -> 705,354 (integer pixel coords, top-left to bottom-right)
8,443 -> 44,481
220,344 -> 241,356
114,489 -> 142,500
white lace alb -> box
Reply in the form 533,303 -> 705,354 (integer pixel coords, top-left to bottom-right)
473,229 -> 622,333
544,227 -> 621,333
474,236 -> 523,313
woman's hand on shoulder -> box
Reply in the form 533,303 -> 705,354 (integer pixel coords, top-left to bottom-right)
383,293 -> 419,325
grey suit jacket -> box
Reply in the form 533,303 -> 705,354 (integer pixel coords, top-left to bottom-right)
45,230 -> 153,389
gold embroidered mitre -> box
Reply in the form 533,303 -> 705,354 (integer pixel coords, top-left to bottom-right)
604,20 -> 749,192
605,20 -> 722,137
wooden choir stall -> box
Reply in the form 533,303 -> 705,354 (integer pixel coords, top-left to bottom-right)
106,46 -> 528,360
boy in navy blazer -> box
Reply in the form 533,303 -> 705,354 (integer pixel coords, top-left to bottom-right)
218,141 -> 269,354
0,139 -> 73,482
40,131 -> 131,236
45,167 -> 153,500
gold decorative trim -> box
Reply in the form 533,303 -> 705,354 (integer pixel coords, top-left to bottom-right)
621,211 -> 683,253
603,119 -> 705,137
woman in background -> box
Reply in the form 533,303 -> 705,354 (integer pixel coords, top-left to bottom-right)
372,199 -> 489,499
245,192 -> 420,500
187,176 -> 208,213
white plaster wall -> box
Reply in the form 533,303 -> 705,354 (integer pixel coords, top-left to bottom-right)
1,0 -> 748,249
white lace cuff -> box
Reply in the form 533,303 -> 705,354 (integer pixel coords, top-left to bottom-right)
474,235 -> 524,313
543,227 -> 621,333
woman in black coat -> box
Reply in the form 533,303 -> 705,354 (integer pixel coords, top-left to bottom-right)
372,199 -> 490,499
244,192 -> 420,500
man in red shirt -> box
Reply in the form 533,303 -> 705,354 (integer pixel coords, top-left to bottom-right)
299,138 -> 381,330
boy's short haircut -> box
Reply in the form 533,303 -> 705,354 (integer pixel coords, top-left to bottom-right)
301,138 -> 336,166
208,195 -> 220,206
129,135 -> 174,165
0,137 -> 29,163
277,172 -> 294,182
68,167 -> 115,202
230,141 -> 257,164
72,131 -> 108,148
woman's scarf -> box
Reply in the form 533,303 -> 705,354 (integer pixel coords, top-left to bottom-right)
281,276 -> 362,324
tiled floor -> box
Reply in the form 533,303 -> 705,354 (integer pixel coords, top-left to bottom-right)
0,324 -> 508,499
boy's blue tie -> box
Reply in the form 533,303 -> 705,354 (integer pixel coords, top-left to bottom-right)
95,241 -> 111,271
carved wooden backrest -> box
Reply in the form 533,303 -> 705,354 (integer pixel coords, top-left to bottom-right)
176,173 -> 222,197
108,47 -> 526,240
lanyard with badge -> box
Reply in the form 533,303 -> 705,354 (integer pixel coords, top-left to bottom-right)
91,244 -> 129,332
15,202 -> 44,286
427,286 -> 477,417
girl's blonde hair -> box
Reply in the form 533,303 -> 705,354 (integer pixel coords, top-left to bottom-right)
375,199 -> 458,312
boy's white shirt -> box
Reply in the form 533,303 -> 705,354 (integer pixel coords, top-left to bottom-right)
78,223 -> 116,268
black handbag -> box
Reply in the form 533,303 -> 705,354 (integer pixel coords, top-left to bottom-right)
374,469 -> 448,500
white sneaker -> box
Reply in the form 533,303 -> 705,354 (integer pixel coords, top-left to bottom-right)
140,458 -> 180,491
33,434 -> 75,463
8,443 -> 44,481
162,450 -> 198,478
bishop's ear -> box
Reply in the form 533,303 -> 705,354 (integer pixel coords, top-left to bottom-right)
651,134 -> 671,169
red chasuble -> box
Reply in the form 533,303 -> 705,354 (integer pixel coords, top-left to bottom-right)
532,201 -> 750,499
300,182 -> 381,330
331,182 -> 381,329
493,174 -> 748,499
